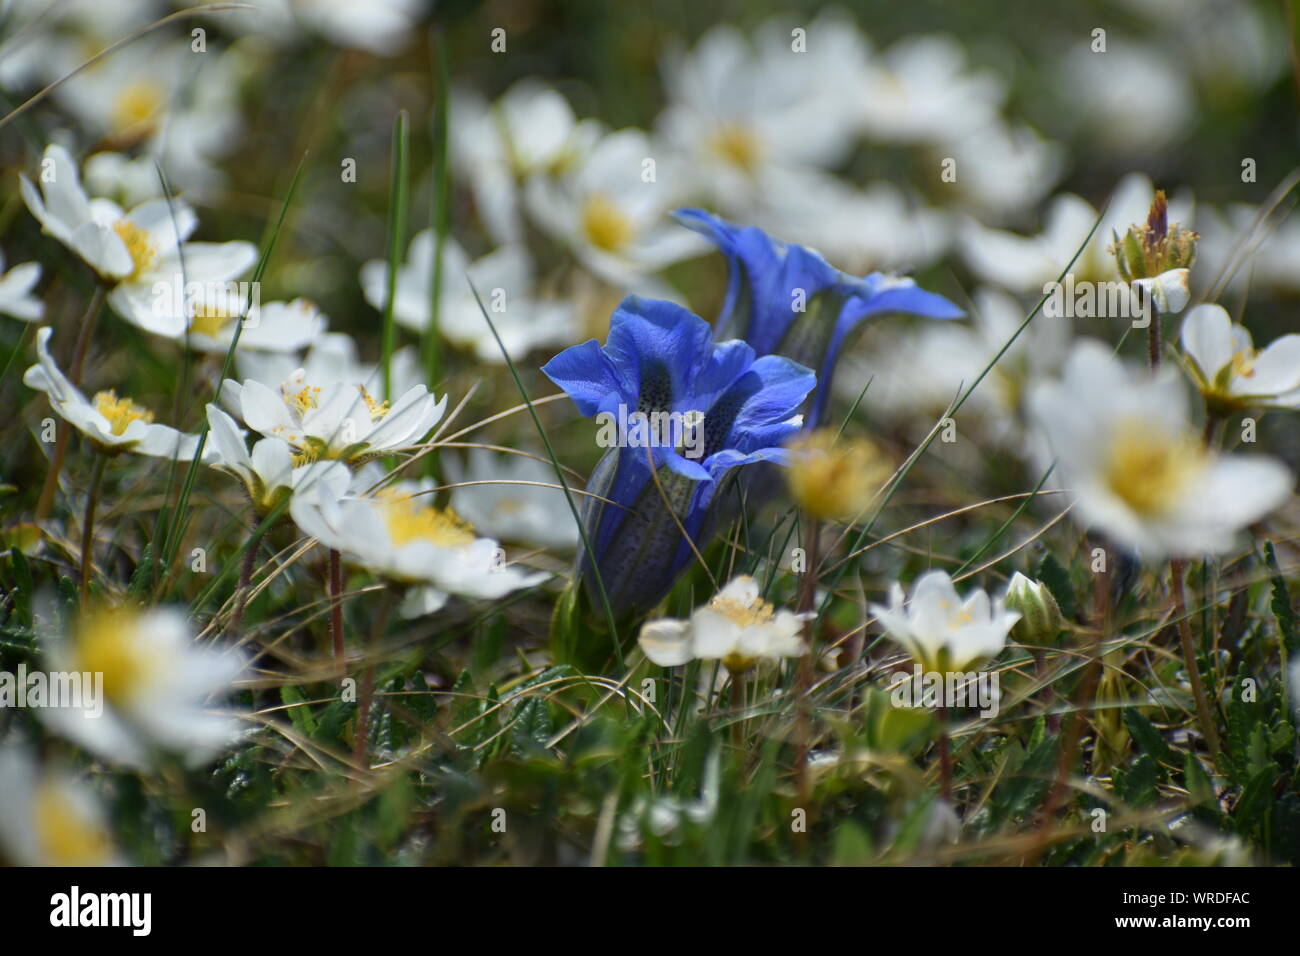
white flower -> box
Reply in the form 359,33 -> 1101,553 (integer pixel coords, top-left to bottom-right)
869,570 -> 1018,673
184,296 -> 325,356
240,0 -> 426,56
638,576 -> 810,672
657,13 -> 868,214
0,747 -> 119,867
856,35 -> 1005,143
526,128 -> 705,285
944,122 -> 1064,221
20,144 -> 257,337
24,326 -> 211,460
289,479 -> 548,617
0,248 -> 43,321
451,80 -> 602,244
233,331 -> 424,399
447,449 -> 580,552
1028,339 -> 1294,557
1180,304 -> 1300,410
221,366 -> 446,464
1058,42 -> 1192,154
360,232 -> 576,362
205,404 -> 352,513
37,604 -> 246,769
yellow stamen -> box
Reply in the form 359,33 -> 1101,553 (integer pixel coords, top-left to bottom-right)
282,383 -> 321,416
785,430 -> 889,522
1230,349 -> 1257,379
71,606 -> 158,708
710,588 -> 775,629
708,124 -> 763,175
378,490 -> 476,548
359,385 -> 391,421
34,781 -> 112,866
92,390 -> 154,436
1104,419 -> 1206,516
111,219 -> 158,281
581,194 -> 635,252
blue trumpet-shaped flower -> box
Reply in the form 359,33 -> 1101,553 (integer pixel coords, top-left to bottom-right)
542,295 -> 815,620
675,208 -> 964,426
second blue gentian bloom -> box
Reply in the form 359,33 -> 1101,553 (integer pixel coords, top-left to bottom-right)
542,295 -> 815,620
675,208 -> 964,426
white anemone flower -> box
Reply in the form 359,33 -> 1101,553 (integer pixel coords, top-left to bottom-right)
1180,304 -> 1300,411
290,479 -> 548,617
24,327 -> 211,460
525,128 -> 705,286
360,232 -> 576,362
446,448 -> 581,552
0,747 -> 119,867
1028,340 -> 1293,557
657,13 -> 870,214
637,576 -> 811,672
184,295 -> 326,356
37,604 -> 246,769
0,248 -> 43,321
221,366 -> 446,464
232,332 -> 425,403
869,570 -> 1018,673
205,404 -> 352,514
451,79 -> 602,245
20,144 -> 256,337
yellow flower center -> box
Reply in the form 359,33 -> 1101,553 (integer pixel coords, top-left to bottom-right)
111,80 -> 164,137
1104,419 -> 1206,517
188,304 -> 238,339
111,219 -> 158,281
92,390 -> 154,436
282,382 -> 321,416
708,124 -> 763,175
1230,349 -> 1257,379
710,590 -> 775,629
581,194 -> 635,252
785,431 -> 889,521
71,606 -> 159,708
378,490 -> 476,548
33,781 -> 113,866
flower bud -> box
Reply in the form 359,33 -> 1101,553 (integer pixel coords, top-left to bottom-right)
1110,190 -> 1198,282
1003,571 -> 1064,647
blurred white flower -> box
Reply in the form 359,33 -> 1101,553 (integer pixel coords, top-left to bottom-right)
638,575 -> 810,672
206,403 -> 352,513
452,80 -> 602,244
0,248 -> 43,321
0,747 -> 119,866
361,232 -> 577,362
856,34 -> 1005,143
657,12 -> 869,214
1059,40 -> 1193,153
1028,339 -> 1293,557
869,570 -> 1018,672
233,331 -> 424,401
38,604 -> 246,768
184,296 -> 325,357
761,171 -> 951,273
447,448 -> 580,552
221,367 -> 446,464
21,144 -> 257,337
228,0 -> 426,56
1180,303 -> 1300,411
942,122 -> 1064,221
526,128 -> 705,286
290,478 -> 548,617
1194,203 -> 1300,297
24,326 -> 211,460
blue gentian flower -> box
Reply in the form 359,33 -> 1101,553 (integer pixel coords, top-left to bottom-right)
675,208 -> 964,426
542,295 -> 815,620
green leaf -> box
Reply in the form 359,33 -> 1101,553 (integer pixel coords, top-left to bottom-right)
1123,708 -> 1172,771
